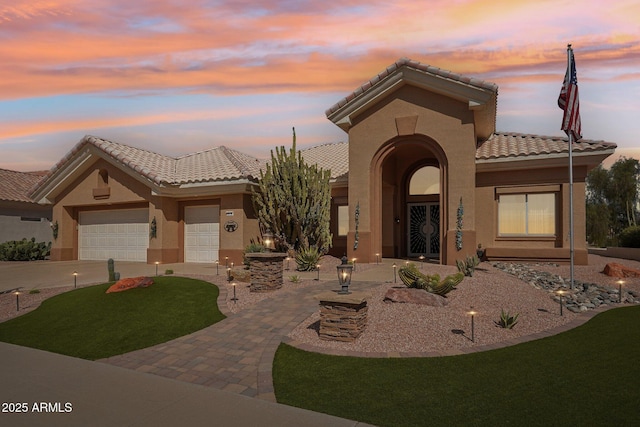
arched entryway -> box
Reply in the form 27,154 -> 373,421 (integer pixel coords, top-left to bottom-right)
370,135 -> 448,263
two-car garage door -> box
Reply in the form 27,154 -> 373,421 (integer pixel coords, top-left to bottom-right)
78,209 -> 149,262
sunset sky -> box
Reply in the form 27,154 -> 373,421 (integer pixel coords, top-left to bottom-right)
1,0 -> 639,171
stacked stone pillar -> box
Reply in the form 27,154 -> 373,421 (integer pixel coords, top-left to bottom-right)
245,252 -> 287,292
316,291 -> 368,342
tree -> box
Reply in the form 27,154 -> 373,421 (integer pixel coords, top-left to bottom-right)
585,157 -> 640,246
252,128 -> 332,255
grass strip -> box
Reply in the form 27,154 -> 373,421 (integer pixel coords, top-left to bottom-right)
0,276 -> 224,360
274,305 -> 640,427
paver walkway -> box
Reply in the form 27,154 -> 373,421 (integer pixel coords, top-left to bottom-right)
102,277 -> 380,401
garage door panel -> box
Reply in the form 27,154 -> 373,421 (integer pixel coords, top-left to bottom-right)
79,209 -> 149,262
184,205 -> 219,263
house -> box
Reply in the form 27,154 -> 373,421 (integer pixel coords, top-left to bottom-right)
29,58 -> 615,266
0,168 -> 52,244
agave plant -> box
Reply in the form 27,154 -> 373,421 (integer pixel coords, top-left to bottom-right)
496,309 -> 519,329
295,246 -> 321,271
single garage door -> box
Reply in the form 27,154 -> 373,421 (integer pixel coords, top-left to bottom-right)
184,205 -> 219,263
78,208 -> 149,262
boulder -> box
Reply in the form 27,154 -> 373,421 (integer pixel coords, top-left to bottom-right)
383,288 -> 448,306
106,276 -> 154,293
602,262 -> 640,278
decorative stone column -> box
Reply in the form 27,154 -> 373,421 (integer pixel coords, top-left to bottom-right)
316,291 -> 368,342
245,252 -> 287,292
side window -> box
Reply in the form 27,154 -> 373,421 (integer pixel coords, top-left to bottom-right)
498,193 -> 555,236
337,205 -> 348,236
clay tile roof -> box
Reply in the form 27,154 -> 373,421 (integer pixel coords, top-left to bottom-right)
476,132 -> 617,161
300,142 -> 349,180
174,146 -> 266,184
0,168 -> 46,203
326,57 -> 498,117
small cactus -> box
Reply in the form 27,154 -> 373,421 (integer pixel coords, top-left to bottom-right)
108,258 -> 116,281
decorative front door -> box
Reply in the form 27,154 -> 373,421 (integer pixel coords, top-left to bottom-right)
407,203 -> 440,258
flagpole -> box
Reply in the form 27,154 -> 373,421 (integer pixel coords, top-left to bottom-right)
567,44 -> 575,290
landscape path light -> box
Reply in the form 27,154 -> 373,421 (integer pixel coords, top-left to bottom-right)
225,256 -> 229,267
352,258 -> 357,272
155,261 -> 159,276
375,253 -> 380,265
557,289 -> 566,316
231,282 -> 238,303
73,271 -> 78,288
337,256 -> 353,295
15,290 -> 20,312
227,267 -> 232,282
618,280 -> 624,303
215,260 -> 219,275
393,263 -> 397,283
468,308 -> 477,342
285,256 -> 291,270
419,255 -> 425,269
315,264 -> 321,281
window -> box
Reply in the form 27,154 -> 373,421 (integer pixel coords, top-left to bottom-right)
409,166 -> 439,195
337,205 -> 348,236
498,193 -> 555,236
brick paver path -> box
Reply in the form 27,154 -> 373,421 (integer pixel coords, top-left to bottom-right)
102,277 -> 379,401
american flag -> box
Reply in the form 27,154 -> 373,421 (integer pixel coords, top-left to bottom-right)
558,47 -> 582,141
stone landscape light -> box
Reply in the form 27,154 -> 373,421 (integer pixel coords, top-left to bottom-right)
337,256 -> 353,295
73,271 -> 78,288
557,289 -> 565,316
468,308 -> 477,342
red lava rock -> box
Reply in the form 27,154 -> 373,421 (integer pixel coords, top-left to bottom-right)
106,276 -> 154,293
602,262 -> 640,278
383,287 -> 448,306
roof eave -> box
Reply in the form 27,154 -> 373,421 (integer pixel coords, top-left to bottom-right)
475,148 -> 617,172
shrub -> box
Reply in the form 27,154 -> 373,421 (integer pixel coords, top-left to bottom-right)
164,269 -> 174,275
496,309 -> 519,329
0,238 -> 51,261
295,246 -> 321,272
289,275 -> 301,283
619,226 -> 640,248
243,242 -> 266,268
456,255 -> 480,277
29,289 -> 41,294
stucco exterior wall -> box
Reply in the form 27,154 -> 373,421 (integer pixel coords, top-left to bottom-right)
0,201 -> 52,244
345,85 -> 479,264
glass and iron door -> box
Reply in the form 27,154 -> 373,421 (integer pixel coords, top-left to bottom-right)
407,202 -> 439,258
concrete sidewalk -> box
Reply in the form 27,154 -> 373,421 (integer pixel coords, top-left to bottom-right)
0,342 -> 374,427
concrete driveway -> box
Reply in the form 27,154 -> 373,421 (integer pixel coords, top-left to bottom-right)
0,260 -> 220,293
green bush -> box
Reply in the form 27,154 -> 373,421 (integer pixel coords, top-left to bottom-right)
243,242 -> 266,268
618,226 -> 640,248
0,238 -> 51,261
295,246 -> 321,271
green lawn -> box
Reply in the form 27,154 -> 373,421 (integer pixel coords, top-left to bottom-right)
0,277 -> 225,360
274,305 -> 640,427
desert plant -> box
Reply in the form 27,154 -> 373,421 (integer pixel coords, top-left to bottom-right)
0,238 -> 51,261
164,269 -> 174,275
496,309 -> 519,329
243,242 -> 266,268
289,275 -> 301,283
456,255 -> 480,277
295,246 -> 321,272
107,258 -> 116,282
252,127 -> 332,255
398,263 -> 463,296
29,289 -> 41,294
